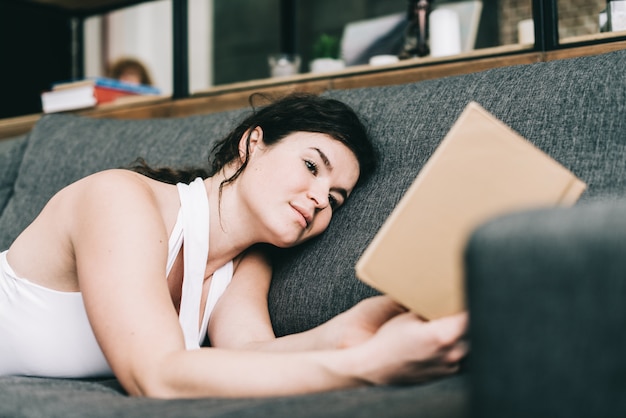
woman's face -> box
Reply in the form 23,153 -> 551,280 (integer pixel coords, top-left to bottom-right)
237,128 -> 360,248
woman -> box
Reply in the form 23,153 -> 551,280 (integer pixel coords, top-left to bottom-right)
0,94 -> 467,398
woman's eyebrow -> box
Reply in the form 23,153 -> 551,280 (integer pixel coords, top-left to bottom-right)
312,147 -> 333,171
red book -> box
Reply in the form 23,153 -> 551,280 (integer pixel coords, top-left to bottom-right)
93,86 -> 138,103
41,77 -> 161,113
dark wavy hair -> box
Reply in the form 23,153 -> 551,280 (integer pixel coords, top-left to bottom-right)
130,93 -> 377,192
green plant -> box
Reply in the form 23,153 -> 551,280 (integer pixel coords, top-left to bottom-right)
312,34 -> 341,59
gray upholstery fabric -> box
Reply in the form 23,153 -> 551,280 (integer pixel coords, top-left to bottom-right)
0,375 -> 468,418
466,198 -> 626,418
0,134 -> 28,217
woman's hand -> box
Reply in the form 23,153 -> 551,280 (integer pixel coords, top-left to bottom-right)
320,295 -> 468,385
325,296 -> 410,349
349,310 -> 469,386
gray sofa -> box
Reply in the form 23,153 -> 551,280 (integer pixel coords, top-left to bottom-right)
1,48 -> 625,418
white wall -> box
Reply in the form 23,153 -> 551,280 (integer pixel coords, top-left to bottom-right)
189,0 -> 213,92
84,0 -> 214,96
84,15 -> 104,79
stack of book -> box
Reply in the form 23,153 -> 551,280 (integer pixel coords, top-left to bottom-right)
40,77 -> 162,114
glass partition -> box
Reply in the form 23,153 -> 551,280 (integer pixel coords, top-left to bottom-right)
82,0 -> 626,97
84,0 -> 213,96
558,0 -> 626,44
497,0 -> 534,45
212,0 -> 529,86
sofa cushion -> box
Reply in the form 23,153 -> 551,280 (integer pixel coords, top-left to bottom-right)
0,374 -> 468,418
0,134 -> 28,218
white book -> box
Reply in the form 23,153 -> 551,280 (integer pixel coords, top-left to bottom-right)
41,86 -> 97,113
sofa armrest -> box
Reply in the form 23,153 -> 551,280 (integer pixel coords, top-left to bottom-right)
465,198 -> 626,418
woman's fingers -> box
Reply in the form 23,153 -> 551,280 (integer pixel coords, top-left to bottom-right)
414,312 -> 468,354
359,310 -> 470,385
386,311 -> 467,344
330,296 -> 412,349
443,339 -> 470,364
384,358 -> 463,385
428,312 -> 469,341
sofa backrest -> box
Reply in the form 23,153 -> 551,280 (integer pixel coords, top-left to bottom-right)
0,135 -> 28,218
0,49 -> 624,336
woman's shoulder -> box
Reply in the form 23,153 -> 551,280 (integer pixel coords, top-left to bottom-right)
59,169 -> 166,221
76,168 -> 153,189
7,170 -> 166,286
67,169 -> 163,202
64,169 -> 175,241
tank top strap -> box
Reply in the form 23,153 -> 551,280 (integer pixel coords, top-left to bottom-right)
175,177 -> 210,350
198,261 -> 233,340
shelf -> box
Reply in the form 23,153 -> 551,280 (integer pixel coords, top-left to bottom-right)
194,44 -> 537,97
3,40 -> 625,142
559,30 -> 626,46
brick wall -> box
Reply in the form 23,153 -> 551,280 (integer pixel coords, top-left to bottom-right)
499,0 -> 606,45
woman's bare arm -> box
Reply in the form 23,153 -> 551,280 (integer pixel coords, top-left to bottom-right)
209,250 -> 417,352
70,171 -> 183,395
208,248 -> 347,351
207,249 -> 276,349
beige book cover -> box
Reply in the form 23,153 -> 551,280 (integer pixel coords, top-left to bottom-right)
355,102 -> 586,320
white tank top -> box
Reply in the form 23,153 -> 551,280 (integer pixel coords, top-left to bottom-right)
0,177 -> 233,377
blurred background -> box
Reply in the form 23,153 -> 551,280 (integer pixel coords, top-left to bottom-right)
0,0 -> 611,118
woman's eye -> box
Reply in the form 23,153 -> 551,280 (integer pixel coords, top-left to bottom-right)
329,195 -> 339,210
305,160 -> 318,175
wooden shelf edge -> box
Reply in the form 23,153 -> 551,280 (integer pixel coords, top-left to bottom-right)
543,39 -> 626,61
0,96 -> 173,141
191,44 -> 536,99
0,114 -> 42,141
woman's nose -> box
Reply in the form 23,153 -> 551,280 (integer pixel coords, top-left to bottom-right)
308,182 -> 329,209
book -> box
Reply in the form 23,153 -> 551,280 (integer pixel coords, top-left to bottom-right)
41,85 -> 98,113
52,77 -> 161,96
41,77 -> 161,114
355,102 -> 587,320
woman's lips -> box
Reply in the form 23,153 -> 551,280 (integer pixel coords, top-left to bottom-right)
291,203 -> 312,229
